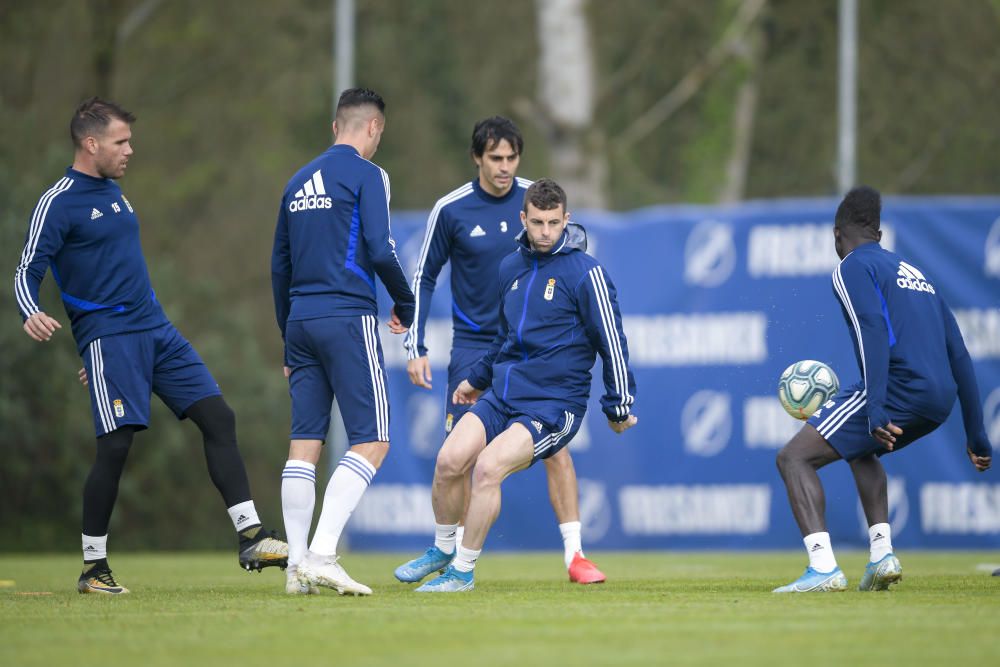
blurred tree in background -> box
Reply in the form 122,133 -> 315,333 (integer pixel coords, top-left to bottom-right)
2,0 -> 999,550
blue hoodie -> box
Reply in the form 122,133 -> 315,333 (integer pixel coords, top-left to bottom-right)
833,241 -> 990,456
467,223 -> 636,425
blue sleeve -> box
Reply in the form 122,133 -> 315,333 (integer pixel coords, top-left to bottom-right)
577,264 -> 637,421
466,276 -> 508,390
270,199 -> 292,340
404,204 -> 453,360
359,166 -> 415,327
942,303 -> 991,456
13,198 -> 69,320
832,258 -> 890,432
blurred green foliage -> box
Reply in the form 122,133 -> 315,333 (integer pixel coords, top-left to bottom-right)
2,0 -> 999,550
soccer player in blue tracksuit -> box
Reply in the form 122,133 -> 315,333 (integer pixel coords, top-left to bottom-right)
402,117 -> 606,584
272,88 -> 415,596
774,186 -> 993,593
395,178 -> 637,592
13,98 -> 287,595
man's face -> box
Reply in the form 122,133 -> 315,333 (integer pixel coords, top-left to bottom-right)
520,202 -> 568,252
833,224 -> 845,260
92,119 -> 133,179
475,139 -> 520,196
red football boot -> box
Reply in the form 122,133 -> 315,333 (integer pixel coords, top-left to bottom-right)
568,551 -> 606,584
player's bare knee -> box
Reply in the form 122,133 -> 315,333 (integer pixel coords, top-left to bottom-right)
435,445 -> 470,481
470,459 -> 504,490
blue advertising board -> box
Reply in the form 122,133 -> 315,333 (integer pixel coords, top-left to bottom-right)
346,196 -> 1000,551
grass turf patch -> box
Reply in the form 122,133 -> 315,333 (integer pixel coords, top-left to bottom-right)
2,552 -> 998,666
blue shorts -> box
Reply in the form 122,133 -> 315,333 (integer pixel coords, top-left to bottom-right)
82,323 -> 221,437
285,315 -> 390,445
444,345 -> 489,435
807,384 -> 943,461
466,390 -> 582,465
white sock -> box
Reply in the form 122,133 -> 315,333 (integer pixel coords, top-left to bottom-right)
455,525 -> 465,551
82,533 -> 107,562
281,460 -> 317,568
804,532 -> 838,573
452,545 -> 481,573
309,451 -> 376,556
868,523 -> 893,562
227,500 -> 260,533
435,522 -> 459,555
559,521 -> 583,568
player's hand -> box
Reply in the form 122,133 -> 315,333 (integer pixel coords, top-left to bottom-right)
872,422 -> 903,450
968,448 -> 992,472
283,366 -> 291,378
78,367 -> 89,387
608,414 -> 638,434
23,312 -> 62,342
387,306 -> 407,334
452,380 -> 482,405
407,356 -> 432,389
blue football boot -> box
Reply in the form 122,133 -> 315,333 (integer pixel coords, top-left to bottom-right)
414,565 -> 474,592
858,553 -> 902,591
394,546 -> 454,583
773,566 -> 848,593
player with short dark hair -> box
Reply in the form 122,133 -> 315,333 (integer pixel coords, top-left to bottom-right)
395,178 -> 637,592
14,97 -> 288,595
773,185 -> 992,593
401,117 -> 607,584
272,87 -> 415,596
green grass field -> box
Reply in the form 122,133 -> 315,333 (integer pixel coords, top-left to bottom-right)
2,551 -> 999,666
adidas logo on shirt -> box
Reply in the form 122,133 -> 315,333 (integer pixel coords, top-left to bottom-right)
289,170 -> 333,212
896,261 -> 935,294
470,225 -> 486,237
90,208 -> 103,220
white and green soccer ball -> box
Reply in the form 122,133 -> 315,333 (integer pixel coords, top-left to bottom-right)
778,360 -> 840,420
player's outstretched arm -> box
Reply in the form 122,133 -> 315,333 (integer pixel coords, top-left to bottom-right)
577,264 -> 637,424
942,304 -> 992,460
359,167 -> 415,328
404,197 -> 453,362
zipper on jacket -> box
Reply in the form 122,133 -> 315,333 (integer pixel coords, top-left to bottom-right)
506,259 -> 538,400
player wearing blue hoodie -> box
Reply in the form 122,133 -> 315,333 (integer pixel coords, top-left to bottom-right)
403,117 -> 605,583
394,178 -> 637,592
773,186 -> 993,594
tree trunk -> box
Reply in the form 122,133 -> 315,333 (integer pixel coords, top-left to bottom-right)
534,0 -> 608,209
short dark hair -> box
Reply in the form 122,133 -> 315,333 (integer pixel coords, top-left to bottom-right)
523,178 -> 567,213
70,97 -> 135,148
835,186 -> 881,234
336,87 -> 385,117
471,116 -> 524,158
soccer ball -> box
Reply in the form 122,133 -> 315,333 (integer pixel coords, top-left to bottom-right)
777,360 -> 840,420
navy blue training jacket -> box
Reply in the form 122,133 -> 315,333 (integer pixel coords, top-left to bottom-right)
404,177 -> 531,358
833,241 -> 990,456
466,223 -> 637,425
14,167 -> 167,354
271,144 -> 414,337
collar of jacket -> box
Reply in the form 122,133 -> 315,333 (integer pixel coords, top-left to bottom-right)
516,222 -> 588,259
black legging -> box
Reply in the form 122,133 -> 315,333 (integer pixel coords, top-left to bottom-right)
81,395 -> 252,537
